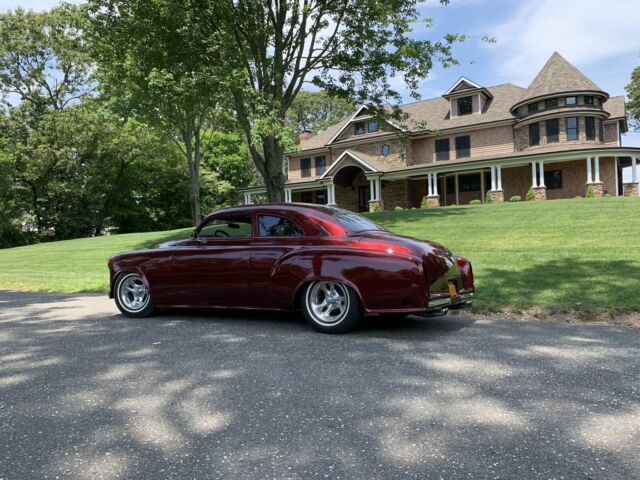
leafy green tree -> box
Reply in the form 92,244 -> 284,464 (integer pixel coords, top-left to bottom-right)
87,0 -> 467,202
287,91 -> 354,137
87,2 -> 230,225
626,64 -> 640,131
0,5 -> 93,110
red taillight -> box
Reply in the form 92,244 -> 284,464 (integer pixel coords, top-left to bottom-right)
358,241 -> 412,256
456,256 -> 474,291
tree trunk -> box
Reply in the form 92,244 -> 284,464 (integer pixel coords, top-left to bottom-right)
261,136 -> 285,202
182,128 -> 202,226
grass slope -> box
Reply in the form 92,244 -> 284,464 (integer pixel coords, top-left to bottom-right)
0,198 -> 638,311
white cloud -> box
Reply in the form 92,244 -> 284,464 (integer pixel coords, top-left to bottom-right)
490,0 -> 640,85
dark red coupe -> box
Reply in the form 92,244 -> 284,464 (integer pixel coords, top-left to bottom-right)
108,204 -> 474,333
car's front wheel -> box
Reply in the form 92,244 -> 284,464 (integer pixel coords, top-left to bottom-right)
302,281 -> 362,334
114,272 -> 154,318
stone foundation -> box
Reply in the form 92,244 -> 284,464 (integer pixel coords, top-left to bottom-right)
532,186 -> 547,201
590,182 -> 604,197
369,199 -> 384,212
489,190 -> 505,203
623,182 -> 639,197
426,195 -> 440,208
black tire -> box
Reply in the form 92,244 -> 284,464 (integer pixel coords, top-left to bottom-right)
301,281 -> 362,334
113,272 -> 155,318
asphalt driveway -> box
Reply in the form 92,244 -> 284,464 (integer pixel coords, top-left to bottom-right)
0,290 -> 638,479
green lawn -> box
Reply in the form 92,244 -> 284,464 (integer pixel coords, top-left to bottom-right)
1,197 -> 639,312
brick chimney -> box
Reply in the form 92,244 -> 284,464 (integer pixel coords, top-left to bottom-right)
299,129 -> 313,142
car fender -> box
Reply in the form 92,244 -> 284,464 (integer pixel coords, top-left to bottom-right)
269,247 -> 427,312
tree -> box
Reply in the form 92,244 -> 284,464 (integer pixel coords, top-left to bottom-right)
87,0 -> 467,202
626,64 -> 640,131
287,90 -> 354,136
87,2 -> 229,225
0,5 -> 93,111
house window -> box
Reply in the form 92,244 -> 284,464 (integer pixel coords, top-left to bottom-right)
301,158 -> 311,177
528,103 -> 539,114
367,119 -> 379,133
566,116 -> 579,141
529,123 -> 540,146
455,135 -> 471,158
381,144 -> 391,157
546,119 -> 559,143
565,96 -> 577,105
458,96 -> 473,115
435,138 -> 450,161
544,170 -> 562,190
545,97 -> 558,109
316,190 -> 326,204
584,95 -> 594,105
354,122 -> 365,135
315,156 -> 326,175
598,119 -> 605,141
459,173 -> 481,192
585,117 -> 596,141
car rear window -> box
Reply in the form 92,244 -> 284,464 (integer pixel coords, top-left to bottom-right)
333,211 -> 385,233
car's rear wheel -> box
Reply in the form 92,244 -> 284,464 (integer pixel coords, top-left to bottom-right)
302,281 -> 361,334
114,273 -> 154,318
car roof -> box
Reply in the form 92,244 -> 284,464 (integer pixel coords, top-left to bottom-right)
204,203 -> 341,217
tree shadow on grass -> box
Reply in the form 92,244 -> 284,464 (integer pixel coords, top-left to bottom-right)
478,256 -> 640,311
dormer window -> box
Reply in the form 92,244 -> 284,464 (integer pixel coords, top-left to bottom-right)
354,122 -> 366,135
545,98 -> 558,109
458,96 -> 473,116
565,96 -> 577,105
367,119 -> 379,133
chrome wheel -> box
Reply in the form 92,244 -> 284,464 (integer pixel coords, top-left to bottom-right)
307,281 -> 350,326
117,274 -> 150,313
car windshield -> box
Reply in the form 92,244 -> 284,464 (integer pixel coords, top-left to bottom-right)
333,210 -> 386,233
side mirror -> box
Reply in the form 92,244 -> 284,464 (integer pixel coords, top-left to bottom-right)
191,230 -> 199,239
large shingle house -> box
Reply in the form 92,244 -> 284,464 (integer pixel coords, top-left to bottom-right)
243,52 -> 638,211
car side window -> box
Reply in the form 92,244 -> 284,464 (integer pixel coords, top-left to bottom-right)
199,215 -> 252,238
258,215 -> 304,237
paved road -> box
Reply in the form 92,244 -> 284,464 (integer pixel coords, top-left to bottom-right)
0,291 -> 639,480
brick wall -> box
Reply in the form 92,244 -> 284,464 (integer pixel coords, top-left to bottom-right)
381,180 -> 410,210
332,139 -> 407,169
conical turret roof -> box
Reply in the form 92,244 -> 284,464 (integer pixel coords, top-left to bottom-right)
512,52 -> 607,111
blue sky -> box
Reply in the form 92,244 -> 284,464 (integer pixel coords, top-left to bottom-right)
4,0 -> 640,146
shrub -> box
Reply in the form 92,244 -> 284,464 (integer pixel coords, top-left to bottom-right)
485,191 -> 492,203
420,196 -> 429,209
509,195 -> 521,202
586,184 -> 596,198
370,201 -> 382,212
526,188 -> 536,201
394,206 -> 404,211
469,199 -> 482,205
574,195 -> 583,199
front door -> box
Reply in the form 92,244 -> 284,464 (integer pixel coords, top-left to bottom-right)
171,214 -> 253,307
358,186 -> 370,212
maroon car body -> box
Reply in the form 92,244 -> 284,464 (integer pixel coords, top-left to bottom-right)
108,204 -> 474,331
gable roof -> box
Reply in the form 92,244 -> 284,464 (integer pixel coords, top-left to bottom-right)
444,76 -> 482,95
512,52 -> 607,110
320,149 -> 387,178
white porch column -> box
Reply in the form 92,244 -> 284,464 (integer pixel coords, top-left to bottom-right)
433,173 -> 439,196
369,178 -> 376,201
427,174 -> 433,196
594,156 -> 601,183
284,188 -> 292,202
497,165 -> 503,190
632,157 -> 638,184
324,182 -> 336,206
491,165 -> 498,192
538,160 -> 546,187
375,177 -> 382,201
531,161 -> 538,188
586,156 -> 593,183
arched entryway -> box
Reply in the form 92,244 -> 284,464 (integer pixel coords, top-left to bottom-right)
333,165 -> 370,212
